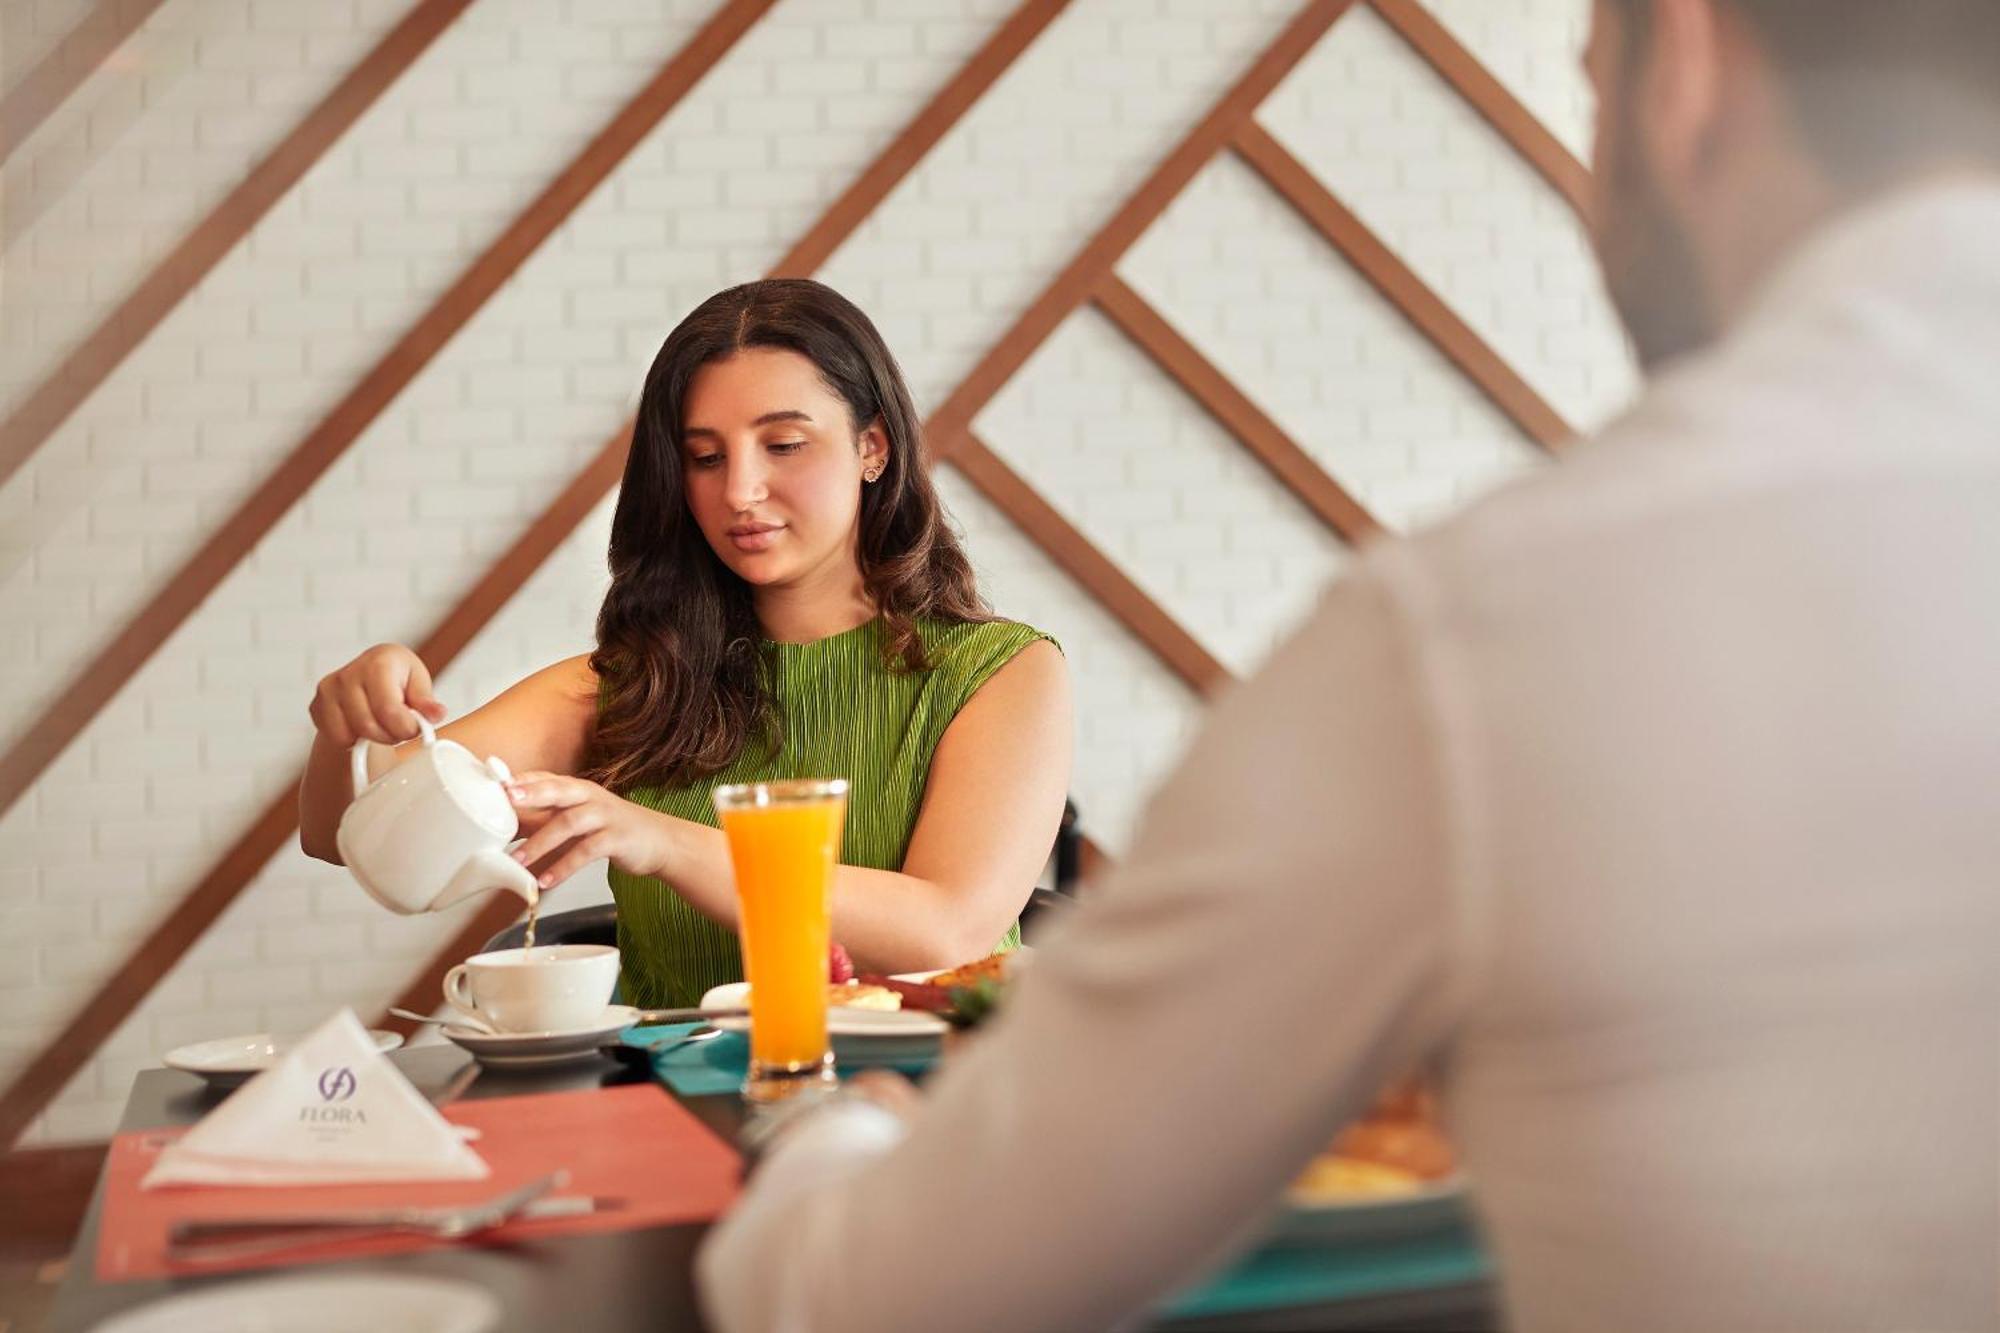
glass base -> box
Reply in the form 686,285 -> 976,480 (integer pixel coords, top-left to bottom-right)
742,1052 -> 837,1104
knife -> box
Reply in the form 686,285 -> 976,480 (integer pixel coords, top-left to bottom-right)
626,1006 -> 748,1025
167,1194 -> 624,1261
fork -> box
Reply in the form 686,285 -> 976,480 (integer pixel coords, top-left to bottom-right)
167,1170 -> 569,1262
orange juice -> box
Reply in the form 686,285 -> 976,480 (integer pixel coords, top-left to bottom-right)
714,779 -> 847,1098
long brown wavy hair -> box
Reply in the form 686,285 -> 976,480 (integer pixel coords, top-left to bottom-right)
583,279 -> 990,793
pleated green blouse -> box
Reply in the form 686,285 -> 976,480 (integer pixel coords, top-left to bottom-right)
607,617 -> 1055,1008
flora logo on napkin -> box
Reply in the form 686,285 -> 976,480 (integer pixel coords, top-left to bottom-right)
300,1063 -> 366,1128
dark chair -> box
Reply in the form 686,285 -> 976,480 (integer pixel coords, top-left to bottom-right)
1018,798 -> 1083,936
482,901 -> 617,955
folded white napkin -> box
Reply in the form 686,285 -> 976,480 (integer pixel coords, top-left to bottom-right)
143,1008 -> 489,1188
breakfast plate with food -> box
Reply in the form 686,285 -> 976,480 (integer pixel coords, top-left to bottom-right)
1272,1077 -> 1471,1245
695,980 -> 948,1063
695,951 -> 1022,1064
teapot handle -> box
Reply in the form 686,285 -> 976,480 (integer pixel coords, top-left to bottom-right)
348,715 -> 439,799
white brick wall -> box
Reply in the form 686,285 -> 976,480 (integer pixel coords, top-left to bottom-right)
1427,0 -> 1596,162
1124,149 -> 1543,533
1260,4 -> 1637,433
0,0 -> 1632,1143
977,303 -> 1349,679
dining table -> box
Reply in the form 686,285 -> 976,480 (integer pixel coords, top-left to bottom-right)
46,1043 -> 1499,1332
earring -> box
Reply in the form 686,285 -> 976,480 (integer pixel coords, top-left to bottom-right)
863,465 -> 883,483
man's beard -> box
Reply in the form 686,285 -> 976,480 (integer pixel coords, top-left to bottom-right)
1597,115 -> 1721,372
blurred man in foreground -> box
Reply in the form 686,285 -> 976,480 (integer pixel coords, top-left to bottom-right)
701,2 -> 2000,1328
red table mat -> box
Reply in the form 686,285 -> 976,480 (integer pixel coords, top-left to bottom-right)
96,1083 -> 740,1282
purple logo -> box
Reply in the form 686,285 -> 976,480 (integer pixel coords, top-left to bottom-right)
317,1066 -> 357,1102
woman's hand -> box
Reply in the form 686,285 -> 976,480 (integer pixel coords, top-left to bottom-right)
309,643 -> 447,746
505,772 -> 672,889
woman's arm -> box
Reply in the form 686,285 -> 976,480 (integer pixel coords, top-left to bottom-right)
298,648 -> 599,862
506,640 -> 1073,973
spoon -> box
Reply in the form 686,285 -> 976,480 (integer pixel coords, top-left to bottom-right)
390,1006 -> 495,1035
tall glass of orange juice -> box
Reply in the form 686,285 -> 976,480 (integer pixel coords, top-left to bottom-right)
712,777 -> 848,1102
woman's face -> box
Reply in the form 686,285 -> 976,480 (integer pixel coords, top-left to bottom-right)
680,346 -> 887,593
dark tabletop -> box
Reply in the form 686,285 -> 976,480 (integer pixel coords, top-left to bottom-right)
49,1047 -> 1495,1333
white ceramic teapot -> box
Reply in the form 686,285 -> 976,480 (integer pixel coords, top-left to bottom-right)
335,717 -> 541,915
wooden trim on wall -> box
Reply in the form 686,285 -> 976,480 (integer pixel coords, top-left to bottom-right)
1092,275 -> 1384,545
924,0 -> 1359,461
0,0 -> 168,166
1233,120 -> 1574,453
0,1142 -> 106,1257
947,434 -> 1230,697
1367,0 -> 1593,222
0,0 -> 477,494
0,0 -> 777,830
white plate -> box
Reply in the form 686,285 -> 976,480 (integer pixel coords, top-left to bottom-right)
164,1031 -> 405,1090
440,1004 -> 640,1067
89,1272 -> 500,1332
698,982 -> 948,1064
1270,1176 -> 1470,1247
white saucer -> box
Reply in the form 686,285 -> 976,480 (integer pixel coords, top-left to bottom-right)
164,1030 -> 404,1090
440,1005 -> 640,1067
698,982 -> 948,1064
92,1272 -> 500,1332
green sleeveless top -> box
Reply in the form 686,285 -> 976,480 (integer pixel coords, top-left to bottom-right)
607,617 -> 1056,1008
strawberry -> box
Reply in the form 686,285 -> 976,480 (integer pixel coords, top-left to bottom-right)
828,941 -> 854,984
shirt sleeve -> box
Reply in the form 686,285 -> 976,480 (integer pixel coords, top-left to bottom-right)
698,555 -> 1471,1333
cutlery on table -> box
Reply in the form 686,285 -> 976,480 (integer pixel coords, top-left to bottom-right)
165,1172 -> 603,1263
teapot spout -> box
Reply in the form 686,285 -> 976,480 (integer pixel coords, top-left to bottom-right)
436,847 -> 541,912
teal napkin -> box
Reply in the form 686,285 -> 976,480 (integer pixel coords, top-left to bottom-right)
1164,1225 -> 1489,1320
623,1023 -> 934,1097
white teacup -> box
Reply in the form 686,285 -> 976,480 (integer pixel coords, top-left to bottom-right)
443,944 -> 620,1035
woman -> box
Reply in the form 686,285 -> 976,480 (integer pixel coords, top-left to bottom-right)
299,279 -> 1071,1008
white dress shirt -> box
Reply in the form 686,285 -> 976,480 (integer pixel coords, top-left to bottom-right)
699,179 -> 2000,1333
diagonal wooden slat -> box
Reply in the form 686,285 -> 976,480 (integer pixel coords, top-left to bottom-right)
377,0 -> 1083,1037
0,0 -> 477,494
0,0 -> 167,166
0,0 -> 778,830
1092,274 -> 1384,545
1368,0 -> 1593,221
949,433 -> 1230,697
924,0 -> 1360,461
1233,120 -> 1574,452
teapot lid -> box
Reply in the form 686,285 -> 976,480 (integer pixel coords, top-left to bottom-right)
427,739 -> 519,840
